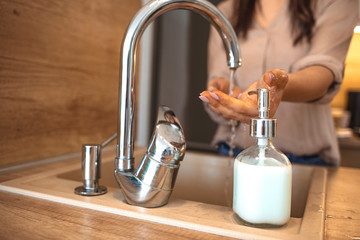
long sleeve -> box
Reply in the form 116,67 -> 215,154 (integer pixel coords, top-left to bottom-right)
203,0 -> 357,165
290,0 -> 358,104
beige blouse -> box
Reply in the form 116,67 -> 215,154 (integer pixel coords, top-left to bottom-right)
206,0 -> 358,165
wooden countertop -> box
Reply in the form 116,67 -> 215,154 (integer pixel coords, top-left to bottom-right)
0,156 -> 359,240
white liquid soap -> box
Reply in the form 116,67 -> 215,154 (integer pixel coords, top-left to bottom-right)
232,89 -> 292,227
233,157 -> 292,226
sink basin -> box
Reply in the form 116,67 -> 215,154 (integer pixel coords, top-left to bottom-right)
0,149 -> 326,239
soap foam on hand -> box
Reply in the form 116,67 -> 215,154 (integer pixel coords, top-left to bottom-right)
233,157 -> 292,226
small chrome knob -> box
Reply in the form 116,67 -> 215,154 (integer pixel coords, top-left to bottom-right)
75,144 -> 107,196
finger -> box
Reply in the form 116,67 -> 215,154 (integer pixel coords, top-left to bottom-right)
200,91 -> 222,108
262,70 -> 288,118
200,91 -> 254,123
231,86 -> 243,98
202,92 -> 236,119
208,86 -> 218,92
207,80 -> 219,92
207,77 -> 230,93
211,91 -> 258,118
264,69 -> 288,89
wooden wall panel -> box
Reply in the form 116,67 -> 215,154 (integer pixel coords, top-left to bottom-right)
0,0 -> 142,167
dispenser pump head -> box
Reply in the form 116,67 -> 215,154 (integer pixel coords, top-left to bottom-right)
249,89 -> 276,138
258,89 -> 270,119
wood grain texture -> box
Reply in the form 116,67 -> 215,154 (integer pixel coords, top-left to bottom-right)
0,191 -> 236,240
0,153 -> 235,240
325,167 -> 360,240
0,0 -> 142,167
0,152 -> 359,239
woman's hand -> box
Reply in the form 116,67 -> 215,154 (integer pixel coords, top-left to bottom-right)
199,69 -> 288,124
207,77 -> 242,97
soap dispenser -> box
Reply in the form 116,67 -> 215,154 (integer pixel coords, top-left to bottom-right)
233,88 -> 292,227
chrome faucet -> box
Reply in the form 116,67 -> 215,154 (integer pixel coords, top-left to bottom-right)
115,0 -> 242,207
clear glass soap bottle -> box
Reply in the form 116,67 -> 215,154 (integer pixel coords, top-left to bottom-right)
233,89 -> 292,227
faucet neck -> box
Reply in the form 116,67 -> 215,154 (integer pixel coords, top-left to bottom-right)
116,0 -> 242,171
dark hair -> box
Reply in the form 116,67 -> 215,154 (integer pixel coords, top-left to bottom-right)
233,0 -> 315,45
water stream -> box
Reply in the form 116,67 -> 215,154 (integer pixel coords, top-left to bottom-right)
225,69 -> 238,207
228,69 -> 238,157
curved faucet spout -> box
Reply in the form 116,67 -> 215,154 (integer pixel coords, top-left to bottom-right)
115,0 -> 242,207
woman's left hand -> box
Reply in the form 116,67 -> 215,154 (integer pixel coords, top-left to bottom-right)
199,69 -> 288,124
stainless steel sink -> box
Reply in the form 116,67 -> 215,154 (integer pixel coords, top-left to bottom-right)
60,150 -> 312,218
0,149 -> 327,239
